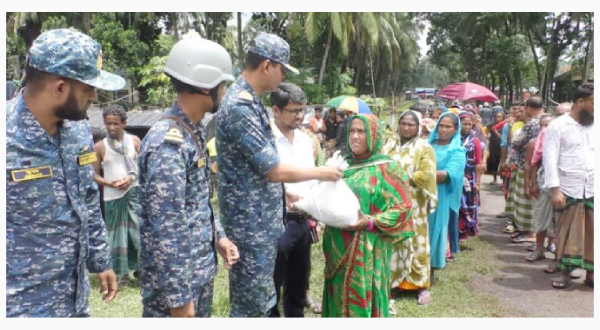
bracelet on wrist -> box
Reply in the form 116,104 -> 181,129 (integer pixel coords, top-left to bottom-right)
367,218 -> 374,231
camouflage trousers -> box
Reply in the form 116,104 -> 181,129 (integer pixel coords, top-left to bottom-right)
6,270 -> 91,318
228,238 -> 278,317
142,280 -> 214,317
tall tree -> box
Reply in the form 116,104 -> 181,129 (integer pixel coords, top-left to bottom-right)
305,13 -> 355,86
237,12 -> 244,67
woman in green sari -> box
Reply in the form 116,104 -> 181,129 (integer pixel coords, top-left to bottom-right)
383,110 -> 438,307
322,114 -> 414,317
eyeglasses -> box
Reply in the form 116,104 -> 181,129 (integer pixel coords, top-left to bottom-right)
282,107 -> 306,116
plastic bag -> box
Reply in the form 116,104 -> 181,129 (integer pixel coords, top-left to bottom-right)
294,151 -> 360,228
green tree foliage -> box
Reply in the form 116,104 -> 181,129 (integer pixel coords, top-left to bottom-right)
422,12 -> 592,104
138,56 -> 174,108
6,12 -> 590,109
285,71 -> 324,104
89,13 -> 151,102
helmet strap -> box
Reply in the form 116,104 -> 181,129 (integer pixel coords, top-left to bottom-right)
209,86 -> 220,113
193,85 -> 220,113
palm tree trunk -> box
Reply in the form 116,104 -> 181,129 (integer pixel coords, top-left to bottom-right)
369,49 -> 377,113
237,13 -> 244,67
584,33 -> 593,83
318,24 -> 333,86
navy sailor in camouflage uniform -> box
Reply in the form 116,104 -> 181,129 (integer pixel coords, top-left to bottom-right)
216,33 -> 342,317
137,37 -> 239,318
6,28 -> 124,317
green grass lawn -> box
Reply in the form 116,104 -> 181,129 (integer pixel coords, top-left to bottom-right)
89,235 -> 503,317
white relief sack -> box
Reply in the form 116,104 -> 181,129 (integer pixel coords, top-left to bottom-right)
294,151 -> 360,228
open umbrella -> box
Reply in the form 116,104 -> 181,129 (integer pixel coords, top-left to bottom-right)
326,96 -> 372,114
438,82 -> 498,102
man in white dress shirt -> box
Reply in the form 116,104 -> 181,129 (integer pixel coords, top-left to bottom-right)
543,83 -> 594,289
268,83 -> 318,317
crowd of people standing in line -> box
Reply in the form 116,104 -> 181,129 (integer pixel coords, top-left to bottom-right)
6,27 -> 593,319
492,88 -> 594,289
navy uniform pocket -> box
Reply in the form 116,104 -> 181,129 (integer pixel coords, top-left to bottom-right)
6,166 -> 55,224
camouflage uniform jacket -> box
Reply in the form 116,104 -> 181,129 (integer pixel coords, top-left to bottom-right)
137,104 -> 225,309
216,76 -> 285,245
6,93 -> 111,317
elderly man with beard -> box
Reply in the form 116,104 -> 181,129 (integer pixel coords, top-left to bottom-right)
544,84 -> 595,289
6,28 -> 122,317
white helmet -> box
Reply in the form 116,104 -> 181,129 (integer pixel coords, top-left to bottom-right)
483,102 -> 489,107
164,37 -> 234,89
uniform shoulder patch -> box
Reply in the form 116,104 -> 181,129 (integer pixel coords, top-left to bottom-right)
237,91 -> 254,104
164,124 -> 184,145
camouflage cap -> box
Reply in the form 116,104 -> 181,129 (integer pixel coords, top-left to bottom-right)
247,33 -> 299,75
28,29 -> 126,91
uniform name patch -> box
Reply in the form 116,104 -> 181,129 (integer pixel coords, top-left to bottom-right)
78,152 -> 97,166
198,158 -> 206,168
11,166 -> 53,182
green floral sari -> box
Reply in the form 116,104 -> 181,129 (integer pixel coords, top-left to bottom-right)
322,114 -> 414,317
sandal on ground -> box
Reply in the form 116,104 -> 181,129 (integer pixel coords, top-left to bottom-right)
389,299 -> 397,315
510,231 -> 522,239
511,235 -> 534,244
503,225 -> 516,234
552,279 -> 572,289
497,212 -> 510,218
527,243 -> 536,252
544,264 -> 559,274
526,251 -> 546,262
417,290 -> 432,306
545,243 -> 556,254
446,255 -> 455,262
306,296 -> 322,314
570,268 -> 583,279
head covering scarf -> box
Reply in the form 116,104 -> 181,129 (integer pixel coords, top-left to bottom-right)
460,110 -> 488,147
459,110 -> 473,120
399,110 -> 422,138
385,110 -> 437,290
428,112 -> 466,212
427,112 -> 466,270
458,110 -> 477,144
324,115 -> 414,317
345,114 -> 392,169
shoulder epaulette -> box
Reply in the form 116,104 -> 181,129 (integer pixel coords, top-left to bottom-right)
164,124 -> 184,145
237,91 -> 253,104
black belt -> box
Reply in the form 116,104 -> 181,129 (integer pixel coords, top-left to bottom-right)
286,211 -> 309,222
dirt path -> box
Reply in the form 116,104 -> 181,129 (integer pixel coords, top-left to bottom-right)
469,174 -> 594,317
